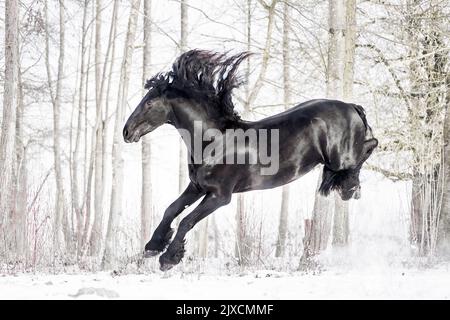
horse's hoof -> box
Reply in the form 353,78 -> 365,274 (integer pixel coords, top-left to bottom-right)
143,250 -> 160,258
159,262 -> 176,272
159,252 -> 179,271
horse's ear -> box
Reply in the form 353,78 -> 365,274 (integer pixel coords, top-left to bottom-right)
359,138 -> 378,164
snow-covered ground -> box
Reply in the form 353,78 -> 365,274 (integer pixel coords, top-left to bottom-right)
2,264 -> 450,300
2,166 -> 446,300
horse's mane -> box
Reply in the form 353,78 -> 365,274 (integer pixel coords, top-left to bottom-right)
145,50 -> 252,123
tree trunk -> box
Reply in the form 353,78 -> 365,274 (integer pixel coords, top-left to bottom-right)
326,0 -> 346,99
211,215 -> 220,258
141,0 -> 153,250
438,73 -> 450,257
90,0 -> 105,256
343,0 -> 356,100
72,0 -> 89,257
245,0 -> 277,107
406,0 -> 446,256
44,0 -> 67,254
90,0 -> 119,256
275,0 -> 291,258
103,0 -> 141,269
178,0 -> 188,195
333,0 -> 355,247
83,23 -> 94,226
301,175 -> 334,256
235,0 -> 278,264
332,195 -> 349,246
177,0 -> 209,258
198,218 -> 209,258
275,186 -> 290,257
235,194 -> 251,265
101,0 -> 119,231
12,70 -> 28,260
301,0 -> 350,263
0,0 -> 19,256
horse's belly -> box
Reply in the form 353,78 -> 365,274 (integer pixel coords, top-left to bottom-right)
233,163 -> 310,193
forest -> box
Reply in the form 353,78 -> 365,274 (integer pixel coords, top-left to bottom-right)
0,0 -> 449,299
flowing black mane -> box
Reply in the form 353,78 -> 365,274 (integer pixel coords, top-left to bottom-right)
145,50 -> 251,123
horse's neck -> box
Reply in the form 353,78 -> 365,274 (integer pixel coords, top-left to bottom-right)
171,102 -> 223,147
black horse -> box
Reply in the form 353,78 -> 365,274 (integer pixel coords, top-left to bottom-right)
123,50 -> 378,270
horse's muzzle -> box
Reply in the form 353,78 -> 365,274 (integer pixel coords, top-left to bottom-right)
123,125 -> 140,143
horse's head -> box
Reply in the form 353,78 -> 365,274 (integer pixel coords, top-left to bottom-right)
124,50 -> 251,143
319,138 -> 378,200
319,167 -> 361,200
123,77 -> 171,143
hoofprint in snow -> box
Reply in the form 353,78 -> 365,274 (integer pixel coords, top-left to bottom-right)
1,265 -> 450,300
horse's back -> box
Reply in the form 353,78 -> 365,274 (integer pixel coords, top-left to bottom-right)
254,99 -> 360,128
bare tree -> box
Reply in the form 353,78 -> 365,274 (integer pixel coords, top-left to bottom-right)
72,0 -> 90,256
343,0 -> 356,101
439,73 -> 450,256
101,0 -> 119,232
44,0 -> 67,253
235,0 -> 254,265
236,0 -> 278,265
0,0 -> 19,256
103,0 -> 141,268
406,0 -> 447,256
90,0 -> 105,256
177,0 -> 209,258
89,0 -> 119,256
178,0 -> 189,195
275,0 -> 291,258
141,0 -> 154,249
332,0 -> 356,247
245,0 -> 278,107
11,69 -> 28,259
301,0 -> 353,265
300,178 -> 333,268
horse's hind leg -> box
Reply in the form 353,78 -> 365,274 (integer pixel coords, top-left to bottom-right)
144,183 -> 204,257
159,192 -> 231,271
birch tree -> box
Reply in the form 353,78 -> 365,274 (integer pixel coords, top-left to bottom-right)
12,70 -> 28,259
406,0 -> 448,256
103,0 -> 141,268
178,0 -> 188,195
101,0 -> 119,231
235,0 -> 254,265
236,0 -> 278,265
44,0 -> 67,253
301,0 -> 353,265
332,0 -> 356,247
0,0 -> 19,256
275,0 -> 291,258
89,0 -> 119,256
72,0 -> 89,255
439,73 -> 450,256
141,0 -> 153,249
90,0 -> 105,256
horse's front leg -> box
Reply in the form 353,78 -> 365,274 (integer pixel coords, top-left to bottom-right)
159,191 -> 232,271
144,182 -> 204,257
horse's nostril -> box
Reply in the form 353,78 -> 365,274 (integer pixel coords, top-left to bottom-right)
123,128 -> 129,138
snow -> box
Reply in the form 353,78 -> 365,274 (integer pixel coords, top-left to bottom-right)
2,264 -> 450,300
2,166 -> 445,300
